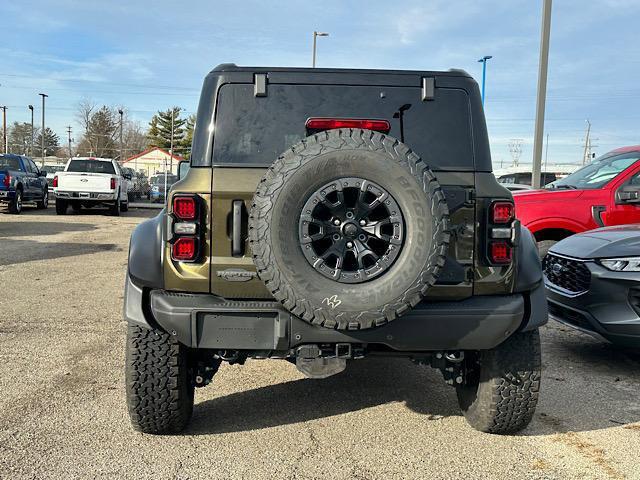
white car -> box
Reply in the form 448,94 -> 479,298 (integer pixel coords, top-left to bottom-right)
53,157 -> 131,215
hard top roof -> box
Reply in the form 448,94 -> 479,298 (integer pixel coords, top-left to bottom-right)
208,63 -> 471,78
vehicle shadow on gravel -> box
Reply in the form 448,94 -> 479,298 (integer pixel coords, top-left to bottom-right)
0,222 -> 96,237
188,358 -> 460,435
0,239 -> 120,266
526,326 -> 640,436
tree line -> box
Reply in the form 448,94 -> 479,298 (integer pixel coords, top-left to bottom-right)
3,102 -> 195,161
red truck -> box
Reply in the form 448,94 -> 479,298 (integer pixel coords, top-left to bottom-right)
513,146 -> 640,254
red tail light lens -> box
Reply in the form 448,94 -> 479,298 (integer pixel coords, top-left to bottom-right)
305,118 -> 391,133
172,237 -> 197,261
492,201 -> 514,224
173,196 -> 197,220
110,178 -> 116,190
3,174 -> 11,187
490,241 -> 512,264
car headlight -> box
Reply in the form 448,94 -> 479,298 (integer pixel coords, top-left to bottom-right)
599,257 -> 640,272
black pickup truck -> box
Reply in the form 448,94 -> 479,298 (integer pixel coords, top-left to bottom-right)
0,154 -> 49,214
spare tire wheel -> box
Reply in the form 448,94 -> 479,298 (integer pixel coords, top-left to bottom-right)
249,128 -> 449,330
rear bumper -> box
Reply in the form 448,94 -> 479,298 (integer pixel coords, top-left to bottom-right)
0,189 -> 16,200
55,190 -> 117,200
124,274 -> 547,353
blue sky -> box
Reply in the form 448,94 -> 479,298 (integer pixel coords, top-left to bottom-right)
1,0 -> 639,166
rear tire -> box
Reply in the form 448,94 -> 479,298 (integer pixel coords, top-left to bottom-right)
55,198 -> 67,215
121,200 -> 129,213
125,325 -> 194,434
456,329 -> 541,434
110,196 -> 121,216
8,189 -> 23,214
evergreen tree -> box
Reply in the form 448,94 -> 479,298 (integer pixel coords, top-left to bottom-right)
181,114 -> 196,160
147,107 -> 186,152
34,127 -> 60,157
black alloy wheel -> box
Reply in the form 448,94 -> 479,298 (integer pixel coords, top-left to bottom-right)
299,177 -> 404,283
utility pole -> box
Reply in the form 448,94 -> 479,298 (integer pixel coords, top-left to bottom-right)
582,120 -> 592,165
477,55 -> 493,106
312,31 -> 329,68
39,93 -> 48,167
66,126 -> 73,158
1,106 -> 6,154
28,105 -> 34,156
118,109 -> 124,163
531,0 -> 553,189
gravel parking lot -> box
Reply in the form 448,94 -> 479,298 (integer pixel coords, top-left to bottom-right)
1,206 -> 639,479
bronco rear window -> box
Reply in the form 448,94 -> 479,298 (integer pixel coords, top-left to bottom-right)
212,83 -> 474,170
67,160 -> 116,174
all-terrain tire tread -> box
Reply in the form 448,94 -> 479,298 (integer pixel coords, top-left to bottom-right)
125,325 -> 193,434
457,329 -> 541,434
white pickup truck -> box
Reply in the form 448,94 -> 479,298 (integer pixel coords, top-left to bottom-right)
53,157 -> 131,215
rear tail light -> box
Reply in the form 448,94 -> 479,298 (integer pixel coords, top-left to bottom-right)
170,194 -> 201,262
173,196 -> 197,220
110,178 -> 116,190
491,201 -> 515,223
488,201 -> 515,264
490,241 -> 512,264
305,117 -> 391,133
171,237 -> 197,261
3,174 -> 11,188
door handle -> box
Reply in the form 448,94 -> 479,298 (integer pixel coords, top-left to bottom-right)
231,200 -> 245,257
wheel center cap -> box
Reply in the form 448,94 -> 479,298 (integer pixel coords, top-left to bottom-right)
343,223 -> 358,238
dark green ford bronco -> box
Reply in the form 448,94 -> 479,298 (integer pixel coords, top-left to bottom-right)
124,64 -> 547,435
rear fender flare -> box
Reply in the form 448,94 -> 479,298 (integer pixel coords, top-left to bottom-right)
515,224 -> 543,292
128,210 -> 165,289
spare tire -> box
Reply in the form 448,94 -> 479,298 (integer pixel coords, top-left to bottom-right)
249,128 -> 449,330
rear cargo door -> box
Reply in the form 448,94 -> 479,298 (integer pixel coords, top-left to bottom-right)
59,172 -> 112,192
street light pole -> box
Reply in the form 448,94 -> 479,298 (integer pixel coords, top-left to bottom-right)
477,55 -> 493,106
38,93 -> 48,167
531,0 -> 553,189
118,109 -> 124,163
28,105 -> 34,156
312,31 -> 329,68
1,106 -> 6,154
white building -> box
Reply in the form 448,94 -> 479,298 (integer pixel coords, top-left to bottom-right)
123,147 -> 182,177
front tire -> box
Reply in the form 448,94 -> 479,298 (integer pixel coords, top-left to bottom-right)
36,190 -> 49,209
456,329 -> 541,434
125,325 -> 195,434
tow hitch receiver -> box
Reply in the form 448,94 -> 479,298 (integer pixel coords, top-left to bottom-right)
294,344 -> 362,379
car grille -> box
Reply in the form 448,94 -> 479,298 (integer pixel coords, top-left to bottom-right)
543,253 -> 591,295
